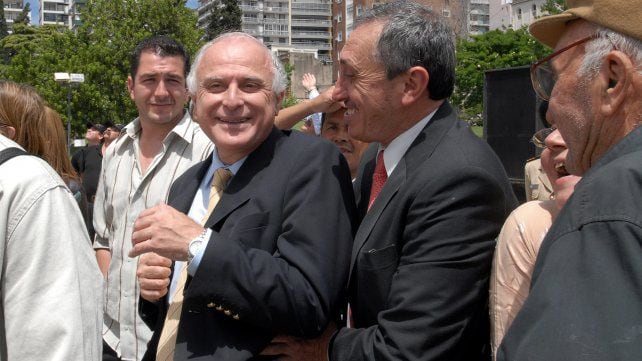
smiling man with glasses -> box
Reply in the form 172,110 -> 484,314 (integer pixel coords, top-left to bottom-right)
497,1 -> 642,361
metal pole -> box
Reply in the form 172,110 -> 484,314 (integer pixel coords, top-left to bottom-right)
67,85 -> 72,152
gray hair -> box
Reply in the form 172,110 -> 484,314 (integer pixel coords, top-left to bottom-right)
356,0 -> 455,100
186,32 -> 288,95
579,26 -> 642,80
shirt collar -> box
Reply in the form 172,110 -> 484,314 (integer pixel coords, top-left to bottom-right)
380,108 -> 438,176
200,147 -> 247,189
123,110 -> 194,144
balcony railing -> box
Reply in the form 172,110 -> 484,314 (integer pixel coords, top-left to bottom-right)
263,18 -> 290,25
263,30 -> 290,37
291,41 -> 332,50
242,17 -> 260,24
291,8 -> 331,16
264,6 -> 289,13
291,19 -> 331,27
239,5 -> 260,12
291,31 -> 331,39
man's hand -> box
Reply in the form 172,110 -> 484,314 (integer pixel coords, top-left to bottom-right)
129,204 -> 203,260
300,120 -> 316,136
260,323 -> 337,361
310,86 -> 343,114
302,73 -> 318,92
137,252 -> 172,302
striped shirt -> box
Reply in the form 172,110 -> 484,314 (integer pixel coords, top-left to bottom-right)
93,112 -> 213,360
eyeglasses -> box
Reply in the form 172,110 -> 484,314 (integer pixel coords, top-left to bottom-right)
530,34 -> 600,101
531,126 -> 557,149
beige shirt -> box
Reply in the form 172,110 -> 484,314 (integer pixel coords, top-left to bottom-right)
0,135 -> 103,360
93,112 -> 213,360
489,200 -> 558,359
524,158 -> 553,202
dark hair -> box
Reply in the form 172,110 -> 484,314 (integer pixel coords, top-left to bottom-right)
357,1 -> 455,100
130,35 -> 190,80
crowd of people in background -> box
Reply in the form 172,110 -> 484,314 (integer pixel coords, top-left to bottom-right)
0,0 -> 641,360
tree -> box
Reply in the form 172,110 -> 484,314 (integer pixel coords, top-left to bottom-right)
0,0 -> 9,64
1,0 -> 203,138
205,0 -> 242,41
452,28 -> 550,124
13,2 -> 30,25
541,0 -> 567,15
0,0 -> 8,39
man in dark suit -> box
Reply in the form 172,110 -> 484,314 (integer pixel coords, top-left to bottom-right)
128,32 -> 356,360
263,2 -> 517,360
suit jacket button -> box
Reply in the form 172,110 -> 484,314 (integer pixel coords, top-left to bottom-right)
207,302 -> 216,308
216,305 -> 223,311
224,310 -> 232,316
233,314 -> 240,320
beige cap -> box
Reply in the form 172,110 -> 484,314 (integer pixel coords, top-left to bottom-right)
529,0 -> 642,48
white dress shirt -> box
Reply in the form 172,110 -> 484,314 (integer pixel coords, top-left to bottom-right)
168,150 -> 246,303
379,109 -> 438,175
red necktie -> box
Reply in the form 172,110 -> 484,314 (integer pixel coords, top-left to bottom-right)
368,150 -> 387,210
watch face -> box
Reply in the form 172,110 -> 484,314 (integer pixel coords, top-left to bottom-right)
189,239 -> 203,259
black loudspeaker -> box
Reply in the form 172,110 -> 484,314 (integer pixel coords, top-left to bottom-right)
483,66 -> 547,203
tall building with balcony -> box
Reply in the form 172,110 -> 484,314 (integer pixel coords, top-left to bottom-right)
39,0 -> 85,29
467,0 -> 490,35
3,0 -> 26,33
331,0 -> 467,79
489,0 -> 547,31
197,0 -> 333,61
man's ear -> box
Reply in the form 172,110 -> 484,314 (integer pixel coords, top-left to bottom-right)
1,126 -> 16,140
599,50 -> 632,117
274,91 -> 286,116
400,66 -> 429,106
127,76 -> 135,101
190,95 -> 199,122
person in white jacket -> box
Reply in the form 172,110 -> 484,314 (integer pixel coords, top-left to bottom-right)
0,81 -> 102,361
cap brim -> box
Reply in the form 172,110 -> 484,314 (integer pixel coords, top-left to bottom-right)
529,12 -> 579,48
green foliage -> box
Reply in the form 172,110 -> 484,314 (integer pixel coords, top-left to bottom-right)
0,0 -> 8,64
1,0 -> 203,138
281,62 -> 298,109
0,0 -> 8,39
205,0 -> 242,41
13,2 -> 30,25
541,0 -> 567,15
453,28 -> 550,124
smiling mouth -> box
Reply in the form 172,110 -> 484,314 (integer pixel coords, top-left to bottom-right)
555,162 -> 570,178
219,117 -> 250,124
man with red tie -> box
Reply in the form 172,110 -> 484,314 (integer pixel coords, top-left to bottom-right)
263,2 -> 517,360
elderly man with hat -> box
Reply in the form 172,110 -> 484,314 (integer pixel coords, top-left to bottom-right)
497,1 -> 642,360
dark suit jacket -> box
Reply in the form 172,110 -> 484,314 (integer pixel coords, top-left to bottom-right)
330,102 -> 517,361
141,128 -> 356,360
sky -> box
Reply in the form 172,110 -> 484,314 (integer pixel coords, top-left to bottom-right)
27,0 -> 201,25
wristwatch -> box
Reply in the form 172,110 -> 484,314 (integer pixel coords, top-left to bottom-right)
187,229 -> 208,263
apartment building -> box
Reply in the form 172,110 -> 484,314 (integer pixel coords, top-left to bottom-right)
197,0 -> 333,62
331,0 -> 468,78
468,0 -> 490,35
39,0 -> 85,29
489,0 -> 546,31
3,0 -> 26,33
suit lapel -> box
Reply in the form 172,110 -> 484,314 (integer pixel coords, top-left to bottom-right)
168,157 -> 211,214
347,158 -> 405,284
203,127 -> 282,229
347,101 -> 459,282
